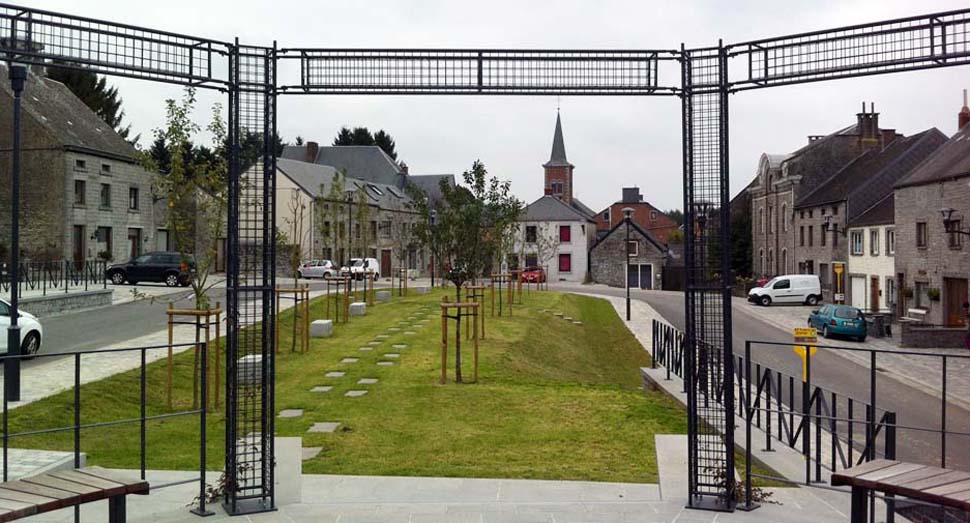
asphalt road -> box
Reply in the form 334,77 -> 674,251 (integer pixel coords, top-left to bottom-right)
554,284 -> 970,472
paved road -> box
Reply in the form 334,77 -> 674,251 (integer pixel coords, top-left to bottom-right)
553,283 -> 970,472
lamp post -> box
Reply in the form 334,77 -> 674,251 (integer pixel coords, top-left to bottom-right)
429,209 -> 437,287
622,207 -> 634,321
4,65 -> 26,402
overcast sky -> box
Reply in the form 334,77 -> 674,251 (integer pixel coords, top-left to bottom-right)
29,0 -> 970,212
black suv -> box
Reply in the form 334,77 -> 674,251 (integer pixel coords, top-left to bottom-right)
106,251 -> 196,287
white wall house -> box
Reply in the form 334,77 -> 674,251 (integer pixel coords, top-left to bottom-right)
516,195 -> 596,283
846,195 -> 897,314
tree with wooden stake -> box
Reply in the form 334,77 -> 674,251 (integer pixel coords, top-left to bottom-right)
281,188 -> 310,353
408,161 -> 521,382
439,297 -> 480,384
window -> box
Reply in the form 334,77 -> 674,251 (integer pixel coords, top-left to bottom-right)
74,159 -> 87,170
799,226 -> 805,246
870,229 -> 880,255
850,230 -> 864,255
759,249 -> 765,274
832,206 -> 839,216
95,226 -> 112,257
768,206 -> 773,233
916,222 -> 928,248
915,281 -> 930,309
819,263 -> 830,287
773,279 -> 790,290
949,220 -> 963,249
128,187 -> 139,210
809,210 -> 813,219
887,228 -> 895,255
808,225 -> 814,247
379,221 -> 391,239
101,163 -> 111,174
525,225 -> 537,243
525,254 -> 538,267
886,277 -> 896,310
559,225 -> 571,243
820,225 -> 826,246
551,181 -> 564,195
99,183 -> 111,208
782,204 -> 788,231
370,221 -> 377,241
602,211 -> 609,220
627,240 -> 638,256
74,179 -> 86,205
781,249 -> 788,273
760,208 -> 765,233
650,210 -> 658,221
558,253 -> 572,273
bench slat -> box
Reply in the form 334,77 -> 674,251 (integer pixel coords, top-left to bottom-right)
78,467 -> 149,495
0,498 -> 34,522
831,459 -> 898,484
48,471 -> 127,497
0,481 -> 77,501
20,475 -> 104,504
898,470 -> 970,491
0,489 -> 62,507
877,467 -> 950,487
952,490 -> 970,502
925,479 -> 970,496
856,463 -> 925,483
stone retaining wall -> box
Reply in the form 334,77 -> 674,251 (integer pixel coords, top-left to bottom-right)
20,289 -> 113,317
900,321 -> 968,348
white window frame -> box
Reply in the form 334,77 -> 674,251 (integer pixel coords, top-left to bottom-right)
869,229 -> 879,256
627,240 -> 638,257
887,228 -> 895,255
850,230 -> 864,255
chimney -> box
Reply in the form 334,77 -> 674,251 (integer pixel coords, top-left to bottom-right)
621,187 -> 643,204
305,141 -> 319,163
399,161 -> 409,175
880,128 -> 898,147
856,102 -> 880,146
959,89 -> 970,131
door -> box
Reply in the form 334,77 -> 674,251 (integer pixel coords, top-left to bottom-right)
627,264 -> 639,288
771,278 -> 795,302
870,277 -> 880,313
156,229 -> 169,252
944,278 -> 968,327
639,264 -> 653,290
127,228 -> 142,260
381,249 -> 392,277
850,276 -> 866,310
72,225 -> 86,268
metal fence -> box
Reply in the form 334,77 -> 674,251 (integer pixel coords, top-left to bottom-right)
0,260 -> 107,297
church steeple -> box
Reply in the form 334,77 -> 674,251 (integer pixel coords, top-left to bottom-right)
543,111 -> 575,203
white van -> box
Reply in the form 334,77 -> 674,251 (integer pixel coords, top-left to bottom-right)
747,274 -> 822,306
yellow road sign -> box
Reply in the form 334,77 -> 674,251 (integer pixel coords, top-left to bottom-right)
793,327 -> 817,381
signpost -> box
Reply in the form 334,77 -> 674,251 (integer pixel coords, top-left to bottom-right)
793,327 -> 817,381
833,263 -> 845,304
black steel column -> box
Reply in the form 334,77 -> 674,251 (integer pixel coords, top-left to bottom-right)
625,215 -> 631,321
4,65 -> 26,403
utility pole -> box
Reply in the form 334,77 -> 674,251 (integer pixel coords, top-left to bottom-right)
623,207 -> 634,321
5,65 -> 26,402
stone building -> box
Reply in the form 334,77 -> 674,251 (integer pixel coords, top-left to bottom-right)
593,187 -> 680,244
589,219 -> 667,289
893,103 -> 970,327
0,64 -> 165,264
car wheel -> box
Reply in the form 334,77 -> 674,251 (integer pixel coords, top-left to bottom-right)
110,272 -> 125,285
806,295 -> 819,306
165,273 -> 180,287
759,295 -> 772,307
822,325 -> 830,338
21,332 -> 40,356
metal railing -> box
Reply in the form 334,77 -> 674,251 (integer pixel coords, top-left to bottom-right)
0,259 -> 108,297
0,342 -> 212,519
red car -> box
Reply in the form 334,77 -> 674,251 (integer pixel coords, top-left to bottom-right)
521,266 -> 546,283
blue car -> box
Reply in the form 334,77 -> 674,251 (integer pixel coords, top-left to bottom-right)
808,304 -> 867,342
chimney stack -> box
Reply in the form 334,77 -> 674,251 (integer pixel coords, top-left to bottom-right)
399,161 -> 409,175
305,141 -> 319,163
856,102 -> 880,147
959,89 -> 970,131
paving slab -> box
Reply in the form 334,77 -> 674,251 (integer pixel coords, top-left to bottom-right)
368,341 -> 383,345
302,447 -> 323,461
358,346 -> 372,351
308,422 -> 341,433
404,331 -> 417,335
377,361 -> 395,366
383,353 -> 400,359
310,386 -> 333,393
388,327 -> 401,331
376,334 -> 389,339
357,378 -> 378,384
392,344 -> 407,349
340,358 -> 359,363
324,371 -> 345,378
345,390 -> 369,397
278,409 -> 304,418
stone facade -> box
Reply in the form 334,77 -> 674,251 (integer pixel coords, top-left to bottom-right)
792,201 -> 849,302
590,221 -> 666,289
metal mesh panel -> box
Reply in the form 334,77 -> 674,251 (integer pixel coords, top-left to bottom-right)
280,49 -> 676,95
682,44 -> 735,511
730,8 -> 970,90
224,43 -> 276,516
0,2 -> 226,87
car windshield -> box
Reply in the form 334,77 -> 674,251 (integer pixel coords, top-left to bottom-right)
352,260 -> 364,267
763,277 -> 779,288
834,307 -> 862,319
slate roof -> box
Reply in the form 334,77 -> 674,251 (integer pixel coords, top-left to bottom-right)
896,123 -> 970,188
277,158 -> 411,211
0,65 -> 139,162
281,145 -> 403,186
521,195 -> 595,223
407,174 -> 455,203
569,198 -> 596,219
543,112 -> 573,168
794,128 -> 947,219
849,194 -> 894,228
590,217 -> 667,254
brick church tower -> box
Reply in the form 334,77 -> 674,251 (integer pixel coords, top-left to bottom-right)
543,111 -> 575,204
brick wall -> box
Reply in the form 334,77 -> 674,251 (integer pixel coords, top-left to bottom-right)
594,202 -> 680,244
544,165 -> 573,203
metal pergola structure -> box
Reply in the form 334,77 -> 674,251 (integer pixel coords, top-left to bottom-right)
2,2 -> 969,516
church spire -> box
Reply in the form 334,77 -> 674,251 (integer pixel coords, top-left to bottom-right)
542,110 -> 575,203
544,111 -> 573,168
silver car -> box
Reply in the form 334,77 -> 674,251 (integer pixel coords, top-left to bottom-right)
297,259 -> 336,279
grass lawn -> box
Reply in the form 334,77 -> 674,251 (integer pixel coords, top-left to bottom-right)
8,287 -> 688,483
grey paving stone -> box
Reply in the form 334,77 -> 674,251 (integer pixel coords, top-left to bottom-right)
301,447 -> 323,460
278,409 -> 303,418
388,327 -> 401,331
357,378 -> 379,384
308,422 -> 341,433
376,334 -> 389,339
369,341 -> 383,345
345,390 -> 369,397
358,347 -> 373,351
325,371 -> 346,378
341,357 -> 359,363
572,321 -> 583,326
377,361 -> 395,366
404,331 -> 417,335
383,353 -> 400,359
392,344 -> 407,349
310,386 -> 333,393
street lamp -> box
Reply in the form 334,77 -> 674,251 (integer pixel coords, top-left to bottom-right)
4,65 -> 26,402
941,207 -> 970,236
823,214 -> 846,236
429,209 -> 437,287
622,207 -> 634,321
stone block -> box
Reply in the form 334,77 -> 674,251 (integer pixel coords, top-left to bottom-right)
308,422 -> 341,433
278,409 -> 303,418
302,447 -> 323,461
324,371 -> 345,378
310,386 -> 332,393
310,319 -> 333,338
345,390 -> 368,397
357,378 -> 378,384
376,290 -> 392,302
340,358 -> 359,363
349,302 -> 367,316
237,355 -> 263,386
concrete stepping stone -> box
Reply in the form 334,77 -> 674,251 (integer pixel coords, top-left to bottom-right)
310,386 -> 333,393
358,347 -> 373,352
572,321 -> 583,326
278,409 -> 303,418
383,353 -> 400,359
308,422 -> 341,433
553,312 -> 564,318
368,341 -> 383,346
404,331 -> 417,335
376,334 -> 389,339
377,361 -> 395,366
341,358 -> 359,363
345,390 -> 368,397
392,344 -> 407,349
302,447 -> 323,460
388,327 -> 401,331
324,371 -> 345,378
357,378 -> 378,384
376,290 -> 391,302
564,316 -> 574,321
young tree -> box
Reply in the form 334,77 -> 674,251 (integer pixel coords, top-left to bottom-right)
315,170 -> 349,265
282,189 -> 308,352
351,188 -> 373,258
409,160 -> 522,382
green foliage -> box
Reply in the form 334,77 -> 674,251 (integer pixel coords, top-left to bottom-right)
47,61 -> 136,143
332,126 -> 398,160
315,170 -> 349,264
731,206 -> 753,278
665,208 -> 684,226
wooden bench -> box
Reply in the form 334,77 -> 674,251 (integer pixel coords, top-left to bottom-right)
831,459 -> 970,523
0,467 -> 148,522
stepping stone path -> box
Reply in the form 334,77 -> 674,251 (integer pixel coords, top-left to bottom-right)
345,390 -> 368,397
377,361 -> 395,366
383,353 -> 400,359
278,409 -> 303,418
302,447 -> 323,460
376,334 -> 389,339
310,386 -> 333,393
358,347 -> 373,351
308,422 -> 341,433
388,327 -> 401,331
357,378 -> 378,384
368,341 -> 383,346
341,358 -> 359,363
572,321 -> 583,326
325,371 -> 345,378
392,344 -> 407,349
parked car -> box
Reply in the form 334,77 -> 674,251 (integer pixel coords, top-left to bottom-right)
521,266 -> 546,283
297,259 -> 336,279
343,257 -> 381,281
106,251 -> 195,287
747,274 -> 822,306
808,304 -> 867,342
0,298 -> 43,356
